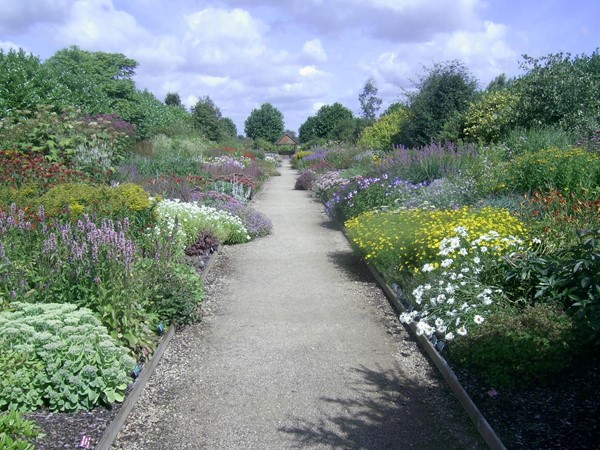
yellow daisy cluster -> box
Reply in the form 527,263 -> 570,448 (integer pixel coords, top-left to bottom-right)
345,206 -> 527,276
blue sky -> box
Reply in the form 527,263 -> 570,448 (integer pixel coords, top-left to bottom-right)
1,0 -> 598,134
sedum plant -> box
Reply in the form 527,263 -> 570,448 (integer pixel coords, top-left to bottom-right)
0,302 -> 134,412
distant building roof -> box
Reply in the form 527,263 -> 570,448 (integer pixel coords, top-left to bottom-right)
275,133 -> 299,146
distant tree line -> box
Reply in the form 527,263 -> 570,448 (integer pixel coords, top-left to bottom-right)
298,49 -> 600,149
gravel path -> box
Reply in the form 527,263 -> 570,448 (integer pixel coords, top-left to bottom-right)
114,160 -> 485,449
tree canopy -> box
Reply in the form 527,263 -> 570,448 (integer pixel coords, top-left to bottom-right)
298,102 -> 355,143
358,77 -> 382,123
398,60 -> 478,147
244,102 -> 285,142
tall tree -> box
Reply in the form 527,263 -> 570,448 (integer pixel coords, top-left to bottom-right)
399,60 -> 478,147
219,117 -> 237,138
0,48 -> 50,115
191,96 -> 223,141
512,51 -> 600,136
244,102 -> 284,142
45,46 -> 137,105
298,102 -> 355,143
164,92 -> 182,107
358,77 -> 382,122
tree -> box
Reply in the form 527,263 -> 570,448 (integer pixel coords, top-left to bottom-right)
298,115 -> 319,143
164,92 -> 182,107
486,73 -> 509,92
0,48 -> 51,115
45,46 -> 137,110
359,106 -> 410,150
298,102 -> 355,143
244,102 -> 284,142
219,117 -> 237,139
463,90 -> 520,143
512,51 -> 600,136
399,60 -> 478,147
358,77 -> 382,122
191,96 -> 223,141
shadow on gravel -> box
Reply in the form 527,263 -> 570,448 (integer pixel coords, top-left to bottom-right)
327,249 -> 373,284
320,217 -> 342,231
279,365 -> 482,450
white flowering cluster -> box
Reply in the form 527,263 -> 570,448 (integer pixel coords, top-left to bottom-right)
205,155 -> 251,169
155,199 -> 250,246
400,227 -> 524,342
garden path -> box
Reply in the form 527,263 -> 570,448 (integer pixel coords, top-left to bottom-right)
114,159 -> 485,449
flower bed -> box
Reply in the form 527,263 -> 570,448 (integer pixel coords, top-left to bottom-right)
296,142 -> 600,448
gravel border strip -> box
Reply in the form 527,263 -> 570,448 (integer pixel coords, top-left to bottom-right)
365,262 -> 506,450
95,248 -> 220,450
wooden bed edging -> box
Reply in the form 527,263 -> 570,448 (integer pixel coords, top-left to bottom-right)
365,262 -> 507,450
95,248 -> 220,450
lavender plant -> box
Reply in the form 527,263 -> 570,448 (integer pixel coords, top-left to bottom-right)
377,142 -> 478,183
192,191 -> 272,238
0,207 -> 157,353
325,174 -> 425,221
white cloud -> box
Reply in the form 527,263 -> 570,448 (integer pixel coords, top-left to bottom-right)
365,19 -> 516,94
182,8 -> 267,70
302,39 -> 327,61
229,0 -> 482,42
0,41 -> 27,53
57,0 -> 147,50
0,0 -> 74,34
299,65 -> 324,77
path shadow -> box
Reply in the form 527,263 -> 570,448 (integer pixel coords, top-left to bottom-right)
278,365 -> 482,450
327,249 -> 373,283
320,217 -> 343,231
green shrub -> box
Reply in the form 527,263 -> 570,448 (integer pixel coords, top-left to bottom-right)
140,260 -> 205,326
504,125 -> 575,156
463,91 -> 519,143
358,108 -> 409,150
493,147 -> 600,199
34,182 -> 155,227
0,409 -> 44,450
449,303 -> 580,388
0,302 -> 134,412
504,229 -> 600,345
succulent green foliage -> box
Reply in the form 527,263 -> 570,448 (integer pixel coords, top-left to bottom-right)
0,302 -> 134,412
0,409 -> 44,450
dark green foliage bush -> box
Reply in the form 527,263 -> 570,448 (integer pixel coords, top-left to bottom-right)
512,51 -> 600,137
140,260 -> 205,326
399,60 -> 478,147
504,229 -> 600,345
449,303 -> 580,388
0,302 -> 134,412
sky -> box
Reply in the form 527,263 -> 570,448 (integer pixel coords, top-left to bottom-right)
0,0 -> 598,135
